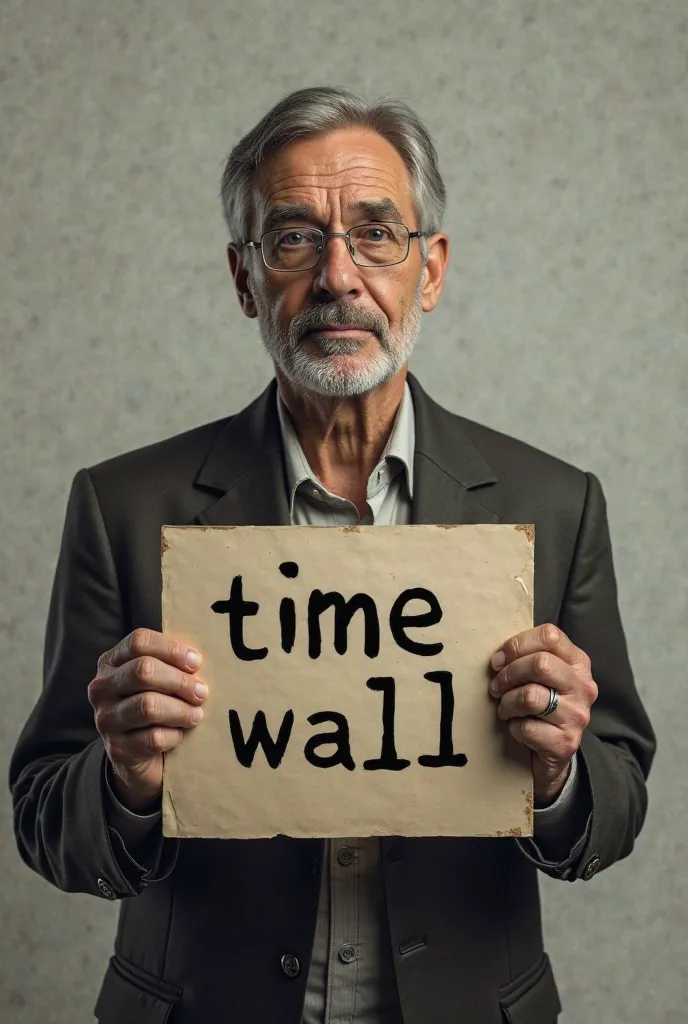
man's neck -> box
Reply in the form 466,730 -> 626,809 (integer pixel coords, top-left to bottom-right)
276,367 -> 407,513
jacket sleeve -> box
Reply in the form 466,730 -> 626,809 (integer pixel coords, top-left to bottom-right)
8,468 -> 178,900
518,470 -> 656,881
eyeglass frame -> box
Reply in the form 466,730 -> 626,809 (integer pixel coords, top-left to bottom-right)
238,221 -> 426,272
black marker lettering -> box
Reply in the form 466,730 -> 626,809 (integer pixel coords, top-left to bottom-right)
389,587 -> 444,657
212,575 -> 267,661
278,563 -> 299,652
279,597 -> 296,653
307,591 -> 380,659
417,671 -> 468,767
228,709 -> 294,768
362,677 -> 410,771
304,712 -> 356,770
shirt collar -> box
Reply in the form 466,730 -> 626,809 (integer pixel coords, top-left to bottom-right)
276,380 -> 415,509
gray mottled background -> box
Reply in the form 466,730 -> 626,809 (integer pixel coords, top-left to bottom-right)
1,0 -> 686,1021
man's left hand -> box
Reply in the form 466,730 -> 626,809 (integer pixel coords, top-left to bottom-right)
489,624 -> 599,807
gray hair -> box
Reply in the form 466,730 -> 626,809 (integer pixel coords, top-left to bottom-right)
219,85 -> 446,245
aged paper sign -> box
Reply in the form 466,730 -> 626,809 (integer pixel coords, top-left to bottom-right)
161,524 -> 534,840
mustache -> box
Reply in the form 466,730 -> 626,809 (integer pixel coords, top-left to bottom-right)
290,303 -> 387,340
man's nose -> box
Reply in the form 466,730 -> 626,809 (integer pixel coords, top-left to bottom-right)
313,235 -> 363,300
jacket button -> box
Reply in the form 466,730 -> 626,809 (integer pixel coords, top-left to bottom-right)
337,845 -> 355,867
280,953 -> 300,978
338,943 -> 358,964
583,855 -> 601,880
97,878 -> 117,901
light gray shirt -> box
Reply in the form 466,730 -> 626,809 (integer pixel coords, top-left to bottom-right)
106,380 -> 581,1024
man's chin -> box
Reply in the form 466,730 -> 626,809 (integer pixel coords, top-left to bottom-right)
286,350 -> 396,398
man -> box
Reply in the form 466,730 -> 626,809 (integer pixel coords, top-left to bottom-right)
10,85 -> 655,1024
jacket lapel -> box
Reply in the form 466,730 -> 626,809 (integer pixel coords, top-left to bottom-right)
407,374 -> 500,527
193,379 -> 291,527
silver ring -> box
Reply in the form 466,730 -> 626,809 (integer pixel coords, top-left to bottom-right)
536,686 -> 560,718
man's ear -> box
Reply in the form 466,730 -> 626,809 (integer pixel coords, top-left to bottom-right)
420,233 -> 450,313
227,244 -> 258,319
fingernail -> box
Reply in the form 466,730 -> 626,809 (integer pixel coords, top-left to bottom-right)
186,650 -> 202,670
191,706 -> 204,723
489,678 -> 500,696
194,681 -> 208,699
491,650 -> 505,670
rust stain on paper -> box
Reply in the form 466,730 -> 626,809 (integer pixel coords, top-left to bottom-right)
514,523 -> 535,544
524,791 -> 534,831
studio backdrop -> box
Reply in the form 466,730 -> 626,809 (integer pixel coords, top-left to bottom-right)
1,1 -> 685,1022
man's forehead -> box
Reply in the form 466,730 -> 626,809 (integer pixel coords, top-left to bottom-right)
253,129 -> 414,223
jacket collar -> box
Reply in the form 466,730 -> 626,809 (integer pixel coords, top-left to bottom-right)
193,373 -> 499,527
194,380 -> 290,527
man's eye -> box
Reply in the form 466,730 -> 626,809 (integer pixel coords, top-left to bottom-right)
278,232 -> 306,246
362,227 -> 391,241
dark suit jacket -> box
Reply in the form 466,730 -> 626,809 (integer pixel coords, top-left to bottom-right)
9,374 -> 656,1024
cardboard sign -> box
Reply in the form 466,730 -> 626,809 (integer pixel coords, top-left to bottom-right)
161,524 -> 534,840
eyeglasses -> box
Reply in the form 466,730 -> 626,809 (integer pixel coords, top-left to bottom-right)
242,222 -> 425,272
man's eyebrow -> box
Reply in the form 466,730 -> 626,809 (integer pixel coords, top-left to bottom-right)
348,199 -> 405,223
259,198 -> 406,235
260,203 -> 315,233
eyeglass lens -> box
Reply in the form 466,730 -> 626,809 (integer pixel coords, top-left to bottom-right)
261,223 -> 410,270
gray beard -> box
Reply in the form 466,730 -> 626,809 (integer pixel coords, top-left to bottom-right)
255,279 -> 423,398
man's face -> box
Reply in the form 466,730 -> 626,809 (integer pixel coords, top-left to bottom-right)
228,128 -> 448,398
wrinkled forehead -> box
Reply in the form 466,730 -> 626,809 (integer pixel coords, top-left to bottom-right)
250,128 -> 416,234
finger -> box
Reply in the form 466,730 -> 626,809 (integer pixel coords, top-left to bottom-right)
108,691 -> 204,733
110,726 -> 185,764
491,624 -> 583,672
109,656 -> 208,705
496,682 -> 565,723
489,650 -> 574,699
506,717 -> 578,763
99,628 -> 203,674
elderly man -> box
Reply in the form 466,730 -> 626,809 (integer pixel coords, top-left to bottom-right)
10,86 -> 655,1024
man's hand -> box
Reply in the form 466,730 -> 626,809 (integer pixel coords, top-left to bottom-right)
88,628 -> 208,813
488,624 -> 598,807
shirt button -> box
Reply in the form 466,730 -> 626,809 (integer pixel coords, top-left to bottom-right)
338,942 -> 358,964
582,854 -> 601,880
97,878 -> 117,901
280,953 -> 300,978
337,845 -> 355,867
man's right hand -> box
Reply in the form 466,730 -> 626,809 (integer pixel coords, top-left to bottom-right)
88,628 -> 207,813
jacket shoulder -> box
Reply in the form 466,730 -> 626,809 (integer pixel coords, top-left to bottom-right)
454,410 -> 589,493
409,375 -> 590,501
85,415 -> 234,494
